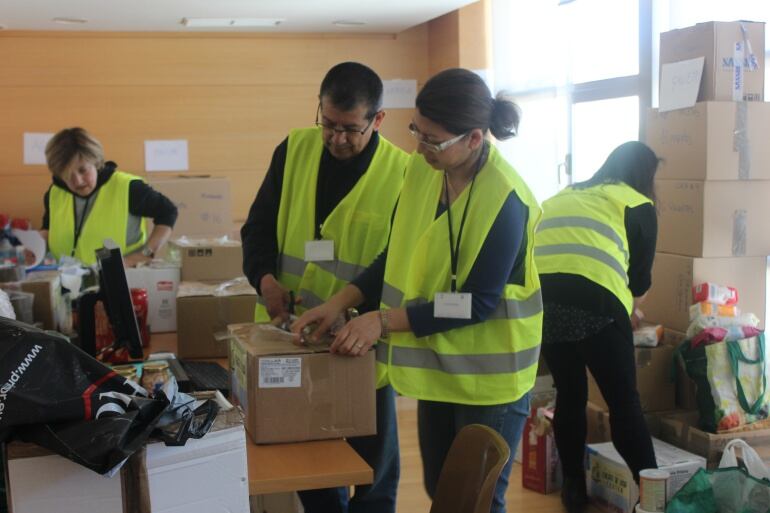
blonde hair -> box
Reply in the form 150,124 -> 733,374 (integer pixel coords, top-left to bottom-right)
45,127 -> 105,179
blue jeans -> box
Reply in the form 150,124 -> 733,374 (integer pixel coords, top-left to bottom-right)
417,393 -> 530,513
298,385 -> 400,513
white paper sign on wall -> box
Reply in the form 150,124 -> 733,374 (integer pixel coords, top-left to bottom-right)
383,79 -> 417,109
23,132 -> 54,165
144,140 -> 189,172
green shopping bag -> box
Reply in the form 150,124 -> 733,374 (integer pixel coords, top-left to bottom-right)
666,439 -> 770,513
677,334 -> 770,433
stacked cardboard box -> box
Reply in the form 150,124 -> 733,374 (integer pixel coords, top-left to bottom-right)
149,176 -> 233,238
176,280 -> 257,358
644,20 -> 766,413
631,21 -> 770,480
168,237 -> 243,283
587,344 -> 676,413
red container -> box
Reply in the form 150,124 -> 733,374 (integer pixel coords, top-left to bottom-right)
131,287 -> 150,348
94,288 -> 151,363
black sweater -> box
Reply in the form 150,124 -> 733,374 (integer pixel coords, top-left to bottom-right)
41,162 -> 178,229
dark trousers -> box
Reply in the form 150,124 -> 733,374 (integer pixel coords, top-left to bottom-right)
541,321 -> 657,483
298,385 -> 400,513
417,393 -> 530,513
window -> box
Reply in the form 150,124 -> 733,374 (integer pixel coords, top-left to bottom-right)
492,0 -> 648,201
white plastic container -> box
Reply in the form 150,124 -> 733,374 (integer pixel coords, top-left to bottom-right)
639,468 -> 669,512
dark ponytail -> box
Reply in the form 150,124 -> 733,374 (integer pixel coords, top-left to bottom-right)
489,94 -> 521,140
416,68 -> 521,140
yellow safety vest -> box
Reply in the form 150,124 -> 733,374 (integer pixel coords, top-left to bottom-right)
48,170 -> 147,265
378,145 -> 543,405
255,128 -> 407,385
534,183 -> 653,314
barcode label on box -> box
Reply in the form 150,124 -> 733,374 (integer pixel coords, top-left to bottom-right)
258,357 -> 301,388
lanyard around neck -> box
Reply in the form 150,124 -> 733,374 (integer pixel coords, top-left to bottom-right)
443,143 -> 488,292
72,195 -> 93,256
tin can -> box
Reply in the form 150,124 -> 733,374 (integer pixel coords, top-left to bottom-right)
112,364 -> 139,383
639,468 -> 669,512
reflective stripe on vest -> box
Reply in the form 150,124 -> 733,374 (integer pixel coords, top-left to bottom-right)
376,341 -> 541,375
278,253 -> 367,284
380,145 -> 543,405
534,243 -> 628,285
538,216 -> 629,264
255,128 -> 407,391
48,170 -> 147,265
534,183 -> 652,314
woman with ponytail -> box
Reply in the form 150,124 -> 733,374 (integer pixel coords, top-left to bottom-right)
295,68 -> 543,512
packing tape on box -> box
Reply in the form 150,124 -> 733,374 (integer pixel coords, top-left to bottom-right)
732,209 -> 747,256
734,101 -> 751,179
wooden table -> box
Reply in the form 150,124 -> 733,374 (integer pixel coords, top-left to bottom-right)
148,332 -> 373,495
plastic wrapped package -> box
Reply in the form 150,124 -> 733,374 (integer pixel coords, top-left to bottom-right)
0,289 -> 15,319
686,312 -> 760,339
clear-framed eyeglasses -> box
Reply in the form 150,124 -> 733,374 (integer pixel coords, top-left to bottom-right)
408,122 -> 468,153
315,104 -> 376,136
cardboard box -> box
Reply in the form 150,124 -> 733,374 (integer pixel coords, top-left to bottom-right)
514,374 -> 556,463
176,281 -> 257,358
170,238 -> 243,283
228,322 -> 376,444
648,102 -> 770,181
588,345 -> 675,412
586,437 -> 706,513
585,401 -> 662,445
126,264 -> 180,333
643,252 -> 768,332
522,407 -> 562,494
657,410 -> 770,468
6,403 -> 249,513
1,270 -> 62,330
660,21 -> 764,102
149,176 -> 232,238
250,493 -> 303,513
656,179 -> 770,258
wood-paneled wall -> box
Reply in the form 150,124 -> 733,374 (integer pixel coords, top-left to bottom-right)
0,30 -> 427,227
0,1 -> 489,229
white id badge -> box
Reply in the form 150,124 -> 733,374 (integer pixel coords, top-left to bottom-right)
305,240 -> 334,262
434,292 -> 472,319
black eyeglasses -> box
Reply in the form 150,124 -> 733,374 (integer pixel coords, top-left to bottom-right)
315,104 -> 377,136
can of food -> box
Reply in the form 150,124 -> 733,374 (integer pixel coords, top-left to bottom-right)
112,364 -> 138,382
639,468 -> 669,512
141,360 -> 170,395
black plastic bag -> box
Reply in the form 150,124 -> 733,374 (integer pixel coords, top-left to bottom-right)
0,317 -> 170,474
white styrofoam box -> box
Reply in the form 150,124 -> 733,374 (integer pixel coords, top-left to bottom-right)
126,264 -> 180,333
7,454 -> 123,513
146,422 -> 249,512
7,421 -> 248,513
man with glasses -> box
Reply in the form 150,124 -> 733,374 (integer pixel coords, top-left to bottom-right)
241,62 -> 408,513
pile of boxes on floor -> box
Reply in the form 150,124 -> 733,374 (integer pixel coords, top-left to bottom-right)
522,19 -> 770,513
